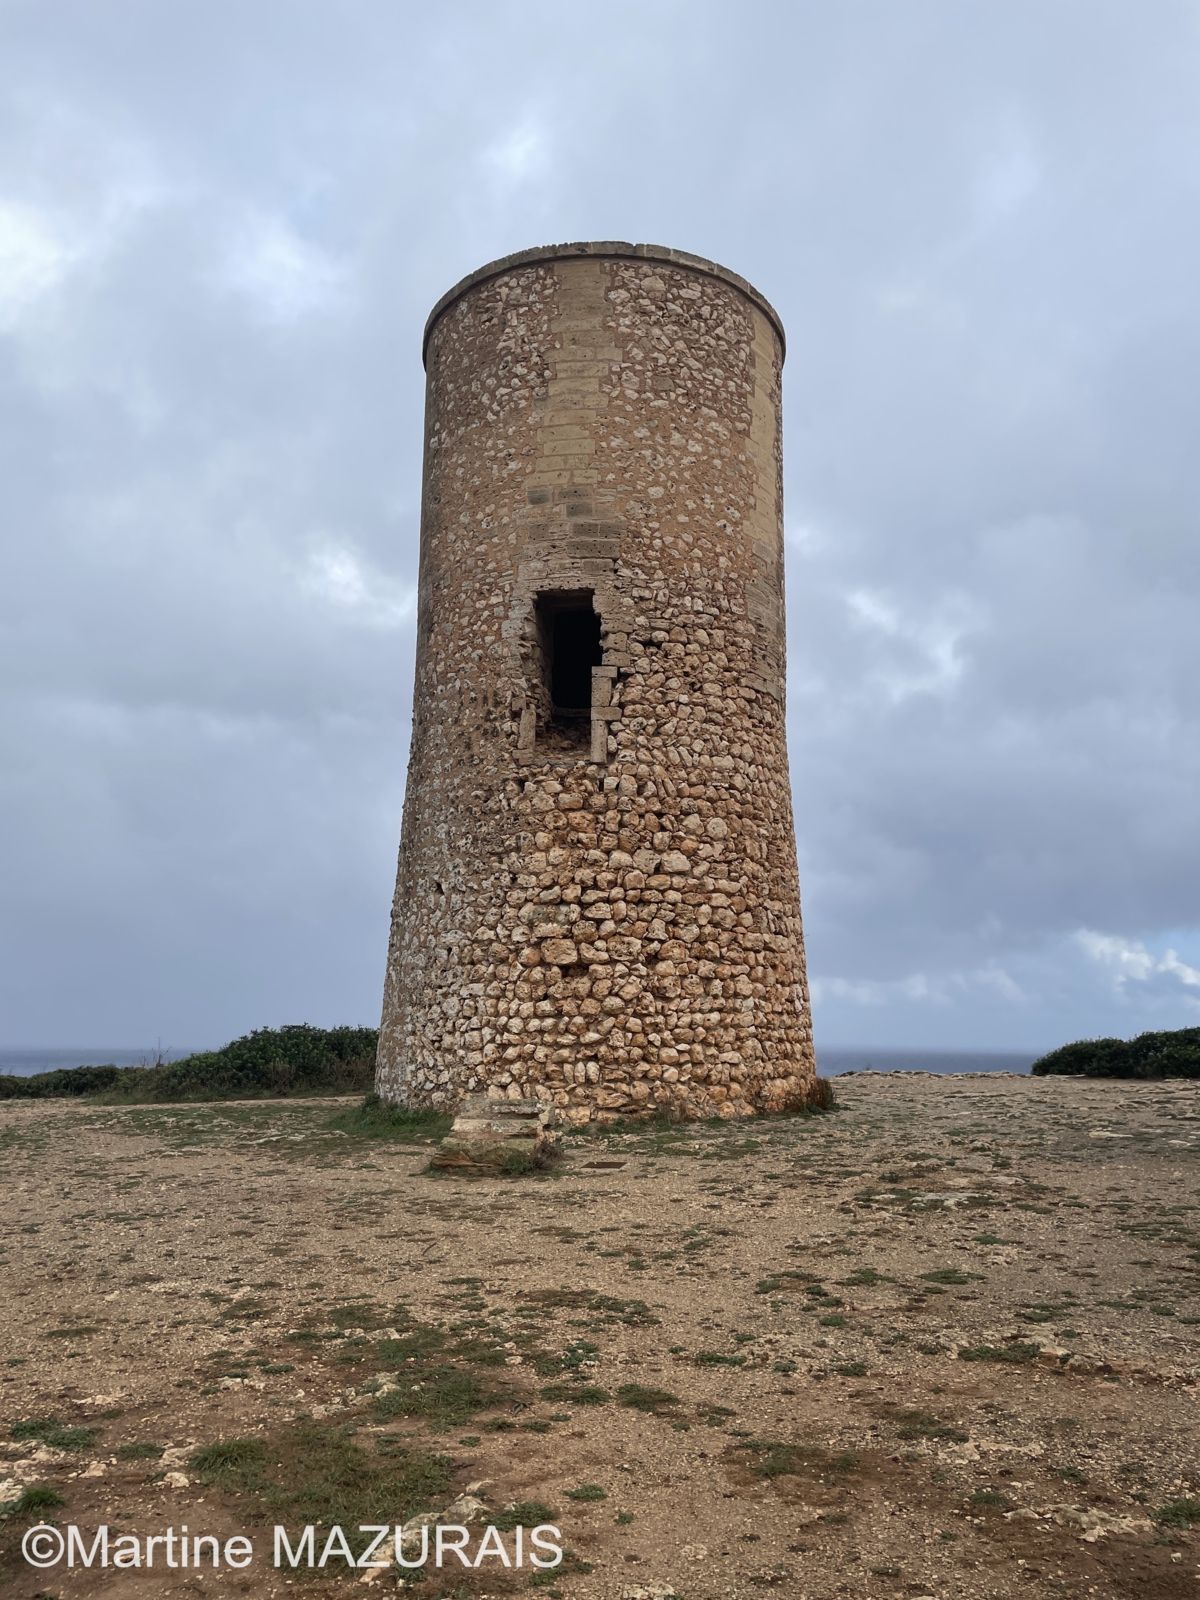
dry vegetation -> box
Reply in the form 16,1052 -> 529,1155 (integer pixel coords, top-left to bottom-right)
1,1072 -> 1198,1598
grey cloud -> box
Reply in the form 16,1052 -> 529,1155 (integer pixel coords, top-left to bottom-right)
2,0 -> 1198,1052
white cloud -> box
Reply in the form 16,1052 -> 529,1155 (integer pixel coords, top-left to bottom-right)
811,974 -> 931,1007
972,963 -> 1026,1004
0,200 -> 71,328
786,518 -> 827,556
810,963 -> 1024,1009
967,109 -> 1041,237
1076,929 -> 1200,1001
299,543 -> 416,629
844,586 -> 978,702
220,211 -> 348,323
481,115 -> 549,191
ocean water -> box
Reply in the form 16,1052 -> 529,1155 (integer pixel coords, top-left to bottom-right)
1,1044 -> 1035,1079
0,1047 -> 194,1077
819,1046 -> 1035,1076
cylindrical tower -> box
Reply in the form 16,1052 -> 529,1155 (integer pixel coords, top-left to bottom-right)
377,242 -> 817,1122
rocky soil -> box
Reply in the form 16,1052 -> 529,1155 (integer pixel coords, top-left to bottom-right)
1,1071 -> 1198,1598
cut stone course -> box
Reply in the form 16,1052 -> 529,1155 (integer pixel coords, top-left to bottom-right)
377,241 -> 818,1122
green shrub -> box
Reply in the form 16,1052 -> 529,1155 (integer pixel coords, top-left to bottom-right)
143,1025 -> 377,1100
189,1438 -> 269,1489
11,1418 -> 98,1452
190,1425 -> 450,1529
616,1384 -> 680,1414
0,1025 -> 378,1103
809,1076 -> 838,1111
1154,1498 -> 1200,1528
957,1342 -> 1041,1365
1031,1027 -> 1200,1079
492,1500 -> 558,1530
0,1065 -> 124,1100
0,1483 -> 65,1518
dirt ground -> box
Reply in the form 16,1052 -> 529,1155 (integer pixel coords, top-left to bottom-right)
1,1071 -> 1198,1600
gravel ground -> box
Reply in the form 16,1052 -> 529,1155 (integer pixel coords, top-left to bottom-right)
1,1071 -> 1197,1599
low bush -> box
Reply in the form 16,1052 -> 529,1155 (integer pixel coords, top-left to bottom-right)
1031,1026 -> 1200,1079
0,1025 -> 378,1103
808,1075 -> 839,1111
0,1065 -> 124,1100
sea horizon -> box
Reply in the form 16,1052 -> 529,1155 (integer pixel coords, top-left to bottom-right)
0,1043 -> 1040,1078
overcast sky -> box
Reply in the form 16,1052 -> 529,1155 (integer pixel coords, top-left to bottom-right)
3,1 -> 1199,1055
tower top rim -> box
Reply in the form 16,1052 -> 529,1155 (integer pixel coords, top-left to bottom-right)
422,241 -> 786,366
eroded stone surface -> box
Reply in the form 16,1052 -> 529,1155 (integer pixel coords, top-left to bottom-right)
431,1093 -> 559,1172
378,243 -> 816,1120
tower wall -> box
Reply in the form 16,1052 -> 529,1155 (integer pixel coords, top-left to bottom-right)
377,242 -> 816,1121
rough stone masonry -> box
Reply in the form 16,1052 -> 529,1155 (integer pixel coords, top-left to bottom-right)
377,242 -> 818,1122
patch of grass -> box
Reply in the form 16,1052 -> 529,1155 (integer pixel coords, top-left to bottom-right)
754,1269 -> 819,1295
698,1403 -> 737,1425
842,1267 -> 887,1286
529,1548 -> 594,1587
495,1142 -> 561,1176
731,1438 -> 859,1480
329,1095 -> 451,1144
886,1407 -> 969,1443
0,1483 -> 65,1518
492,1500 -> 558,1531
373,1321 -> 507,1376
616,1384 -> 681,1415
374,1367 -> 496,1430
115,1442 -> 165,1461
697,1136 -> 762,1161
957,1342 -> 1041,1365
920,1269 -> 977,1286
539,1383 -> 609,1406
191,1423 -> 451,1528
518,1289 -> 658,1327
565,1483 -> 607,1501
11,1418 -> 99,1452
190,1437 -> 269,1489
326,1301 -> 391,1331
1015,1304 -> 1071,1324
1154,1499 -> 1200,1529
694,1350 -> 746,1367
970,1487 -> 1014,1510
833,1361 -> 868,1377
530,1340 -> 599,1378
376,1325 -> 448,1364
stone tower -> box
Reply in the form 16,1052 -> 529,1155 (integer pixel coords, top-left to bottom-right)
377,242 -> 817,1122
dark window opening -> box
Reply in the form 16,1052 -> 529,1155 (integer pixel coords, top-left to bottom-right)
534,590 -> 602,750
